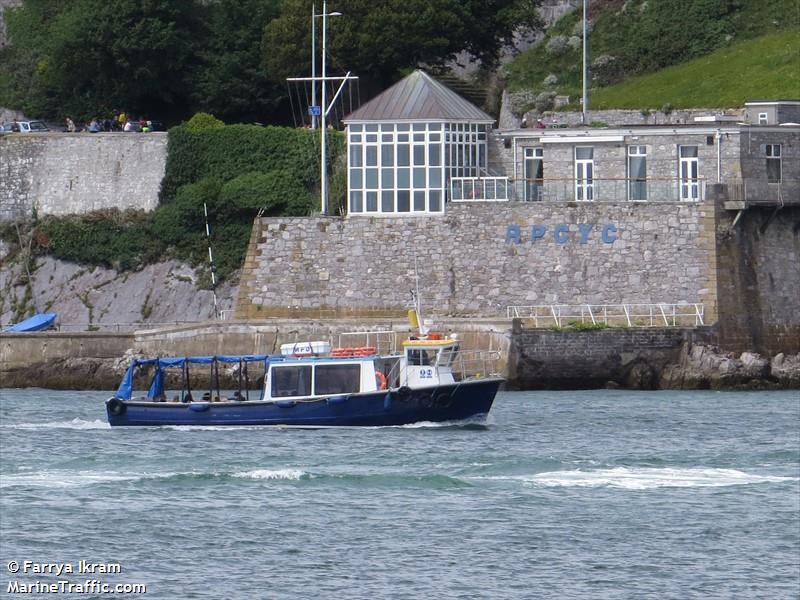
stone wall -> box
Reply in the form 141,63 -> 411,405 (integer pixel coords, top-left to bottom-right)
507,324 -> 716,389
0,132 -> 167,220
715,205 -> 800,355
236,201 -> 718,320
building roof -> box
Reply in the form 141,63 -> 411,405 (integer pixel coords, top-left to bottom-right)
344,70 -> 494,123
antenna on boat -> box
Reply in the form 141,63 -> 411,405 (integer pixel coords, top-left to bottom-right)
412,255 -> 428,336
203,202 -> 219,319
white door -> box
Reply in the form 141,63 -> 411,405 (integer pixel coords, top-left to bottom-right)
575,147 -> 594,201
679,145 -> 699,200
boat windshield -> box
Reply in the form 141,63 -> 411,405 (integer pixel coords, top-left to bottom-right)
407,349 -> 436,366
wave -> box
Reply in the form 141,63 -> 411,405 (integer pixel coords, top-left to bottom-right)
398,415 -> 492,429
499,467 -> 799,490
4,418 -> 111,430
232,469 -> 307,481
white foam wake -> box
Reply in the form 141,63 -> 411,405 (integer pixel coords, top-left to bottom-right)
516,467 -> 798,490
6,418 -> 110,430
0,471 -> 139,488
232,468 -> 307,481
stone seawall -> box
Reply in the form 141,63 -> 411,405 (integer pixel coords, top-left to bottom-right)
0,132 -> 166,220
237,202 -> 718,320
507,324 -> 714,389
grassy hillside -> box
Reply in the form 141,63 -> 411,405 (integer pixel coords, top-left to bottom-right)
590,28 -> 800,109
504,0 -> 799,109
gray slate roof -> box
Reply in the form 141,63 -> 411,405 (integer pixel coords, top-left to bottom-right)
344,70 -> 494,123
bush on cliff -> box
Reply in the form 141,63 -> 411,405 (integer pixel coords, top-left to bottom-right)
39,211 -> 166,272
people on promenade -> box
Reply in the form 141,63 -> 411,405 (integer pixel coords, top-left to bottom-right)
65,117 -> 76,132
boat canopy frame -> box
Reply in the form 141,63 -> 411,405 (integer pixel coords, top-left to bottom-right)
115,355 -> 272,401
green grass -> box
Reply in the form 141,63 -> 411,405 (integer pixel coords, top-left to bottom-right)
589,29 -> 800,109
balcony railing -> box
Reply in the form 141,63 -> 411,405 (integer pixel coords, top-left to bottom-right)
449,177 -> 708,203
726,179 -> 799,206
450,177 -> 512,202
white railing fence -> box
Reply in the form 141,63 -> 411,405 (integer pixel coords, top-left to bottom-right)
506,303 -> 705,328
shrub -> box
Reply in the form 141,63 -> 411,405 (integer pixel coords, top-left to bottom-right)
185,112 -> 225,133
545,35 -> 569,56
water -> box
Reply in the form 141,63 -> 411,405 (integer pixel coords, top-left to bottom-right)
1,389 -> 798,599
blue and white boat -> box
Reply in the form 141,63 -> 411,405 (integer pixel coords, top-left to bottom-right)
105,331 -> 503,427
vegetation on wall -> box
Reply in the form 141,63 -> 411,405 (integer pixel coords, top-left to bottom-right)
25,118 -> 345,283
504,0 -> 799,109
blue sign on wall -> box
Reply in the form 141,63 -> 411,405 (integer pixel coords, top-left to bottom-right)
505,223 -> 619,244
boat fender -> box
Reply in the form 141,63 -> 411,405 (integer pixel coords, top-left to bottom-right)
327,395 -> 348,405
383,392 -> 392,410
275,400 -> 297,408
395,386 -> 412,401
107,397 -> 127,416
189,402 -> 210,412
375,371 -> 388,390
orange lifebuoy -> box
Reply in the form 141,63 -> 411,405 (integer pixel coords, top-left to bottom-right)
375,371 -> 388,390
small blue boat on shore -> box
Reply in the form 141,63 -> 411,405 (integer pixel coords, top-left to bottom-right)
3,312 -> 57,333
106,331 -> 503,427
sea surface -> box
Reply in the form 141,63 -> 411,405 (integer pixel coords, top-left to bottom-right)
0,389 -> 798,599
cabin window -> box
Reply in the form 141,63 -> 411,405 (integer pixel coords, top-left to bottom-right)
407,349 -> 437,366
438,346 -> 460,367
314,364 -> 362,395
271,365 -> 312,397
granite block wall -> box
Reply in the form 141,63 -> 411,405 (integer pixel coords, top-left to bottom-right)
236,201 -> 718,320
0,133 -> 166,219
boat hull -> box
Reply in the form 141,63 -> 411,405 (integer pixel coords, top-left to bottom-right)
106,379 -> 503,427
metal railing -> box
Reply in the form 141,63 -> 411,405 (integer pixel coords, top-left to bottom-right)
448,177 -> 708,203
726,179 -> 798,206
336,330 -> 398,355
506,303 -> 705,327
511,177 -> 706,203
450,176 -> 511,201
452,349 -> 503,380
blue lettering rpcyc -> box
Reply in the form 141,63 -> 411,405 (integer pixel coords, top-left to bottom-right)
602,224 -> 618,243
578,223 -> 593,244
506,224 -> 521,244
554,223 -> 570,244
530,224 -> 546,243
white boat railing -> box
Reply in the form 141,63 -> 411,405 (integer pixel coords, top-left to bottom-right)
336,330 -> 398,355
506,303 -> 705,327
452,349 -> 503,380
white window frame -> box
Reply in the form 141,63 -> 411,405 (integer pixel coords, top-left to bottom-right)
524,147 -> 544,201
627,145 -> 647,201
679,145 -> 699,201
766,144 -> 782,183
758,112 -> 769,125
574,146 -> 594,201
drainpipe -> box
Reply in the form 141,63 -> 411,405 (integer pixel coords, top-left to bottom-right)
716,129 -> 721,183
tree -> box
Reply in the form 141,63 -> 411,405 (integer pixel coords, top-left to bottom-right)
263,0 -> 542,93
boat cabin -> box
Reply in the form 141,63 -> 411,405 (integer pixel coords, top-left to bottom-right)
262,337 -> 461,401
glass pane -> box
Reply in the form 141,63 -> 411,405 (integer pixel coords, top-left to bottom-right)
350,125 -> 362,132
381,144 -> 394,166
349,145 -> 362,167
381,191 -> 394,212
381,134 -> 393,142
381,168 -> 394,188
429,144 -> 441,166
366,146 -> 377,166
271,366 -> 312,397
366,134 -> 377,143
413,168 -> 425,188
412,123 -> 425,131
429,167 -> 441,188
398,145 -> 410,166
429,133 -> 441,142
397,168 -> 410,188
397,124 -> 410,132
350,168 -> 362,188
767,158 -> 781,182
430,190 -> 441,212
366,191 -> 378,212
680,146 -> 698,158
365,168 -> 378,188
413,145 -> 425,165
576,147 -> 593,159
398,191 -> 410,212
350,134 -> 362,143
452,180 -> 463,200
630,156 -> 646,179
380,124 -> 392,132
413,191 -> 425,211
413,133 -> 424,142
314,364 -> 361,395
365,124 -> 379,132
349,191 -> 363,212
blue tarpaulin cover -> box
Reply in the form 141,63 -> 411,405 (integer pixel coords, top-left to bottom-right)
115,355 -> 272,400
